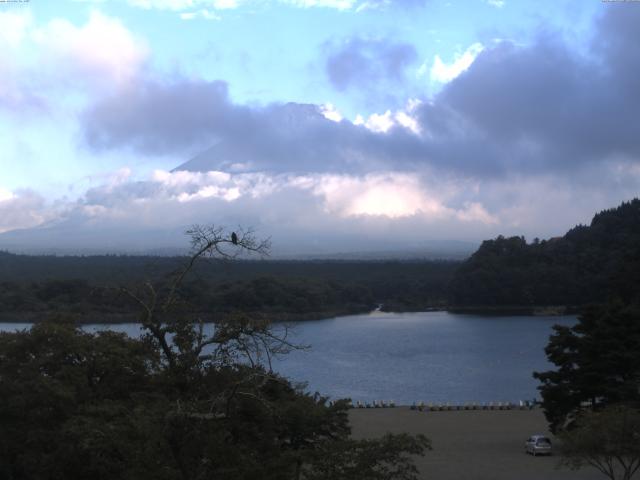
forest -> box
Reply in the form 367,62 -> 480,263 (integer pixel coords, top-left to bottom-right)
449,199 -> 640,308
0,254 -> 457,322
1,199 -> 639,322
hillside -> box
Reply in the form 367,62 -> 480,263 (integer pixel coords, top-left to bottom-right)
449,199 -> 640,308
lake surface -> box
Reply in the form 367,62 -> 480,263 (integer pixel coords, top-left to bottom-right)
0,311 -> 575,405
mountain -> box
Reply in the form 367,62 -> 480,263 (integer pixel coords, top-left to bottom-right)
449,199 -> 640,307
172,141 -> 255,173
173,103 -> 340,174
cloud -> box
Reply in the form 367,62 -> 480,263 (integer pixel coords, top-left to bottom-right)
426,42 -> 484,84
4,161 -> 640,255
179,9 -> 222,20
33,11 -> 148,87
82,79 -> 255,156
82,84 -> 434,174
325,37 -> 418,92
0,190 -> 55,234
0,10 -> 147,112
282,0 -> 356,9
0,10 -> 43,111
0,168 -> 509,253
419,16 -> 640,173
75,4 -> 640,220
356,0 -> 427,11
0,9 -> 32,47
126,0 -> 422,12
127,0 -> 203,9
354,99 -> 421,134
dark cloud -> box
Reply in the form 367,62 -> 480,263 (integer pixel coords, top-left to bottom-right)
81,7 -> 640,180
82,80 -> 244,154
409,5 -> 640,176
82,78 -> 423,172
417,6 -> 640,173
324,37 -> 417,91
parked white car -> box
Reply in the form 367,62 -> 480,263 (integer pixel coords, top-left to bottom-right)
525,435 -> 552,456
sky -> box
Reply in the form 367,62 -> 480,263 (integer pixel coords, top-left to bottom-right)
0,0 -> 639,255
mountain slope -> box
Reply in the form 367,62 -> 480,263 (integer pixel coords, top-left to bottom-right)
449,199 -> 640,307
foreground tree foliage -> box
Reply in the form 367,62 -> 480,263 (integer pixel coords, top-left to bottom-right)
559,406 -> 640,480
533,301 -> 640,433
0,226 -> 430,480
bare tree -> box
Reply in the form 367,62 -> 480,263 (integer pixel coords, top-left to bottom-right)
121,225 -> 299,371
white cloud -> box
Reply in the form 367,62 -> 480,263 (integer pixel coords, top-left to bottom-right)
354,99 -> 422,134
313,173 -> 449,218
0,190 -> 55,234
486,0 -> 505,7
0,10 -> 148,112
0,9 -> 32,47
355,110 -> 395,133
320,103 -> 343,122
129,0 -> 357,10
281,0 -> 356,9
2,162 -> 639,254
21,168 -> 500,231
127,0 -> 198,9
428,42 -> 484,84
180,9 -> 222,20
0,188 -> 15,202
0,10 -> 38,109
213,0 -> 240,8
33,11 -> 148,86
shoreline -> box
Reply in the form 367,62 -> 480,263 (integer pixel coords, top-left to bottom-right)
0,308 -> 371,325
0,305 -> 579,324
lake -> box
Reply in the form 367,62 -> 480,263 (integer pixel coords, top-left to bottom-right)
0,311 -> 575,405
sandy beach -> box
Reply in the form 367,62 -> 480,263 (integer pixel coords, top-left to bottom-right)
349,407 -> 603,480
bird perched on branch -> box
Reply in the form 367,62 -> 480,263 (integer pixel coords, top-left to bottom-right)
231,232 -> 238,245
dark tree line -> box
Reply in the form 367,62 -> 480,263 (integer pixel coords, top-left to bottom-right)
449,199 -> 640,307
0,254 -> 457,321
